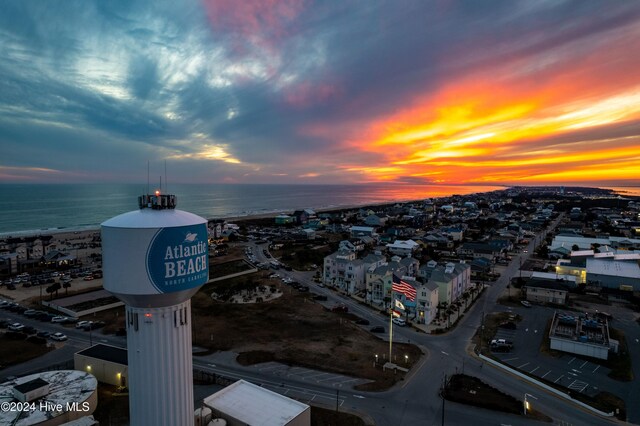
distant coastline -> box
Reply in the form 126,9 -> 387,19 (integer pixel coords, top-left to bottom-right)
0,183 -> 636,238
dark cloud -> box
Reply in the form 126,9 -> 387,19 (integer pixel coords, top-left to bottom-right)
1,0 -> 639,183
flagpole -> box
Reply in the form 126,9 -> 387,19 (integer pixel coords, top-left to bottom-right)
389,291 -> 394,364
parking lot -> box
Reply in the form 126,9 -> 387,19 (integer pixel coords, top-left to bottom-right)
491,304 -> 615,398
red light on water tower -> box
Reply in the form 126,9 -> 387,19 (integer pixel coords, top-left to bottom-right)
144,313 -> 152,318
155,190 -> 161,196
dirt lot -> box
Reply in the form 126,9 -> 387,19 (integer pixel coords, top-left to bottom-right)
193,271 -> 422,390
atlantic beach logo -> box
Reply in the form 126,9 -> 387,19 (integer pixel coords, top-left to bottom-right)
146,224 -> 209,293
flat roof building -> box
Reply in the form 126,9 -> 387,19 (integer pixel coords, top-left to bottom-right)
549,311 -> 616,360
203,379 -> 310,426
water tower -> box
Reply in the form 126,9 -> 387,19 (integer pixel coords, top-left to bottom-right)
101,192 -> 209,426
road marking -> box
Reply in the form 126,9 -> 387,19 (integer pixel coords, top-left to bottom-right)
441,351 -> 449,356
502,357 -> 519,362
592,365 -> 600,373
554,374 -> 564,383
568,380 -> 589,392
568,357 -> 576,365
568,372 -> 577,377
541,370 -> 551,378
580,360 -> 588,369
571,369 -> 581,374
517,362 -> 530,369
530,366 -> 539,374
353,395 -> 365,399
207,363 -> 217,368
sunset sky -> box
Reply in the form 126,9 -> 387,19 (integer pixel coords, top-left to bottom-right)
1,1 -> 639,186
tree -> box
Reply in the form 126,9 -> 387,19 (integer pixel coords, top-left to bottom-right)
572,244 -> 580,251
63,281 -> 71,296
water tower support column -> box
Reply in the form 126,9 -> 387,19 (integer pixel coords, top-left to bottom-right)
126,300 -> 195,426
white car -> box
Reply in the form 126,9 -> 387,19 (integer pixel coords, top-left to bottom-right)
50,332 -> 68,341
51,316 -> 71,323
392,318 -> 406,327
75,320 -> 91,329
8,322 -> 24,331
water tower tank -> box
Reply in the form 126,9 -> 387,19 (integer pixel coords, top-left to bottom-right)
101,193 -> 209,426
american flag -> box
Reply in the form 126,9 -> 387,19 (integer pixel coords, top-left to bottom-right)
392,275 -> 416,302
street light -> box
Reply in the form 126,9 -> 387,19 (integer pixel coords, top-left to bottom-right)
374,354 -> 378,367
524,393 -> 537,415
404,354 -> 409,364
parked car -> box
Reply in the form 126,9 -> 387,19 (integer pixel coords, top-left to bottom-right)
8,322 -> 24,331
36,331 -> 51,338
76,321 -> 91,329
370,326 -> 385,333
312,294 -> 328,301
50,332 -> 68,341
520,300 -> 532,308
490,339 -> 513,350
297,286 -> 309,292
23,309 -> 39,317
354,318 -> 370,325
51,316 -> 71,323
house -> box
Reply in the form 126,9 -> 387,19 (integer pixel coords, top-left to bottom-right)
523,279 -> 569,305
364,214 -> 387,227
275,215 -> 294,225
366,261 -> 408,305
458,242 -> 499,261
415,281 -> 439,325
350,226 -> 376,238
386,239 -> 420,256
441,226 -> 465,242
428,262 -> 472,305
292,209 -> 316,225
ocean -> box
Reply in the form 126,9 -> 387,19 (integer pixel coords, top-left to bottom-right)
0,183 -> 505,235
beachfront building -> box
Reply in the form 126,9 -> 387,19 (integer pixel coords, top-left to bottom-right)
275,214 -> 294,225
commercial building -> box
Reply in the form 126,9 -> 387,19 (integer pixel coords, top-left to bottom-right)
203,379 -> 310,426
548,311 -> 616,360
74,344 -> 128,387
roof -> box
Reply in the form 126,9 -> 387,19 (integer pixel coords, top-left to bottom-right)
0,371 -> 97,426
204,379 -> 309,425
524,279 -> 570,292
587,258 -> 640,279
76,343 -> 128,365
13,378 -> 49,394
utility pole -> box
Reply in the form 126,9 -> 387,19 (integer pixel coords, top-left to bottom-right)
441,374 -> 446,426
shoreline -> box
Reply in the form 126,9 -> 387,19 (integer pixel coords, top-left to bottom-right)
1,184 -> 632,239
